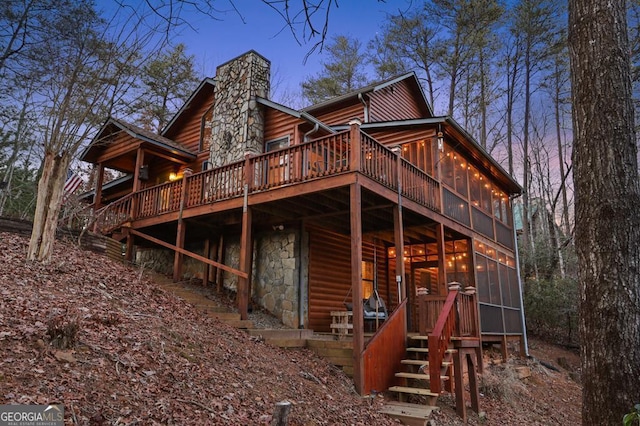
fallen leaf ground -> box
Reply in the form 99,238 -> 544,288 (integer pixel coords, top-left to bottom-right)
0,232 -> 582,425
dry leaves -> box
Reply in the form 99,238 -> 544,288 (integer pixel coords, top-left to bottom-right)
0,232 -> 396,425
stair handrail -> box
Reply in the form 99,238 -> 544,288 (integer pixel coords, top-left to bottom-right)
427,288 -> 459,394
92,192 -> 137,233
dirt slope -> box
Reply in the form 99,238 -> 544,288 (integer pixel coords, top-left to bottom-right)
0,232 -> 582,425
0,232 -> 395,425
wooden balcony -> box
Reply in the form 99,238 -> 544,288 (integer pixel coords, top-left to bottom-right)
97,128 -> 441,232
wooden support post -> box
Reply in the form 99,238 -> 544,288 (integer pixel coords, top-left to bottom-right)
216,234 -> 225,292
436,224 -> 447,295
454,348 -> 481,421
350,181 -> 364,395
501,334 -> 508,361
173,170 -> 191,282
238,205 -> 252,320
349,119 -> 362,172
203,238 -> 211,286
173,220 -> 186,282
467,351 -> 480,414
454,349 -> 466,422
124,230 -> 134,264
238,154 -> 254,320
130,148 -> 144,220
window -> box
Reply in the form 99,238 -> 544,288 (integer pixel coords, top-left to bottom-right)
265,136 -> 290,184
493,189 -> 511,225
401,139 -> 434,176
265,136 -> 289,152
441,144 -> 455,187
362,260 -> 374,299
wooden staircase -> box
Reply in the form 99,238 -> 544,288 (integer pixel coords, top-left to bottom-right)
381,286 -> 482,424
157,279 -> 254,329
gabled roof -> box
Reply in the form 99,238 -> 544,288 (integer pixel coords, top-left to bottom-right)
161,77 -> 216,137
80,118 -> 196,163
78,174 -> 133,200
255,97 -> 336,134
302,72 -> 433,118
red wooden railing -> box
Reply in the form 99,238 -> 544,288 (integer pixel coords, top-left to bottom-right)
94,192 -> 135,233
362,299 -> 407,395
400,159 -> 440,211
425,287 -> 480,394
95,129 -> 442,225
428,290 -> 458,394
186,160 -> 245,207
418,294 -> 447,335
456,291 -> 480,337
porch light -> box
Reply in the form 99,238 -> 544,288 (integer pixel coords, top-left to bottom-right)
169,172 -> 178,181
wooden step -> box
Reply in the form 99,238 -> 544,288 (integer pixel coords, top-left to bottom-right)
306,339 -> 353,350
410,335 -> 430,341
206,312 -> 241,321
246,329 -> 314,340
264,338 -> 307,348
388,386 -> 439,398
220,319 -> 253,329
396,372 -> 450,380
406,347 -> 457,354
407,347 -> 430,353
401,359 -> 452,368
379,401 -> 439,426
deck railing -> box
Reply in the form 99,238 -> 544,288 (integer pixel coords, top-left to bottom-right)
97,128 -> 442,224
428,290 -> 458,394
362,298 -> 407,395
95,192 -> 135,233
424,286 -> 480,393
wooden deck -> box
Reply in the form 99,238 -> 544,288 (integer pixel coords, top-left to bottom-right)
96,128 -> 441,233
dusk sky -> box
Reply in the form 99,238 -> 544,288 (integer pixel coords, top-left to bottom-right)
171,1 -> 415,102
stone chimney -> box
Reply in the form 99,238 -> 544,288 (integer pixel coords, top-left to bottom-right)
209,51 -> 270,167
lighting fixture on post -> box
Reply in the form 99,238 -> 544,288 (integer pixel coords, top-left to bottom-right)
169,169 -> 179,181
437,131 -> 444,151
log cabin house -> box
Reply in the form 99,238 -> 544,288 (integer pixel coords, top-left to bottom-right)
81,51 -> 525,413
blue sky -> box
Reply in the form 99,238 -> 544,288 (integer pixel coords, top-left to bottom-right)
172,1 -> 415,101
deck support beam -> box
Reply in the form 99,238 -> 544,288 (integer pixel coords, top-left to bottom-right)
436,224 -> 447,295
173,219 -> 186,281
453,346 -> 481,422
239,157 -> 254,321
350,181 -> 365,395
203,238 -> 211,285
216,234 -> 225,292
173,169 -> 192,282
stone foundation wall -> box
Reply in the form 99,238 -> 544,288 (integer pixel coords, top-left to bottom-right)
135,244 -> 205,280
135,228 -> 303,329
253,230 -> 299,328
221,231 -> 300,328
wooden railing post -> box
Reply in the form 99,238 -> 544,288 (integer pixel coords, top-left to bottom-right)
349,118 -> 362,172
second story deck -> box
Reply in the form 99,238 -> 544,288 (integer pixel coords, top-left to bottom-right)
97,124 -> 514,251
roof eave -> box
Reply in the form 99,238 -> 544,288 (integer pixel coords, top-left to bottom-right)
161,77 -> 216,136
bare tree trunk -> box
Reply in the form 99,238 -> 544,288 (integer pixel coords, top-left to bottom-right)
569,0 -> 640,424
27,152 -> 69,262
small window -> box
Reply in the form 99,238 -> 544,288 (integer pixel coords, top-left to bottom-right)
265,136 -> 289,152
